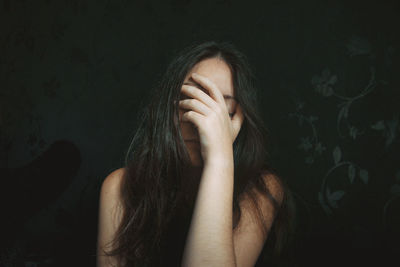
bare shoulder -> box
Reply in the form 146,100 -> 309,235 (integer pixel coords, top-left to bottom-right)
101,167 -> 126,194
99,167 -> 127,223
99,167 -> 127,228
97,167 -> 127,266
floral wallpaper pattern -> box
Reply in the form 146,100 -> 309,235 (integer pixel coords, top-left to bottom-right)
1,0 -> 399,266
289,35 -> 399,220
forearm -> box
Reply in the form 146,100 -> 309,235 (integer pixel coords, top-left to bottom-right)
181,153 -> 236,267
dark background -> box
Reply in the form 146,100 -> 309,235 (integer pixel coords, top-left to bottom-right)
1,0 -> 399,266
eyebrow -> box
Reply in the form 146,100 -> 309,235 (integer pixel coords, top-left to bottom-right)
183,78 -> 237,101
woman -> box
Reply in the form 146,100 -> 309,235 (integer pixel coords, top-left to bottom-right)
97,41 -> 295,267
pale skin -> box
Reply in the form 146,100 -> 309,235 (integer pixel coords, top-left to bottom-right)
179,58 -> 243,266
97,58 -> 284,267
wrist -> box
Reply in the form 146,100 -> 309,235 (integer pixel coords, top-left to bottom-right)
204,149 -> 234,167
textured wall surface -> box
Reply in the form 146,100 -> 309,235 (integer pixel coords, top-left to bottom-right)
1,0 -> 399,266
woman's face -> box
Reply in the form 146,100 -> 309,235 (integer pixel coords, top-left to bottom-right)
179,57 -> 238,167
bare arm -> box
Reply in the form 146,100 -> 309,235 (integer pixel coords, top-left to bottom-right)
179,72 -> 283,267
181,154 -> 236,267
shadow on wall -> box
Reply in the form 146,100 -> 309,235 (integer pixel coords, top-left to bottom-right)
0,140 -> 81,251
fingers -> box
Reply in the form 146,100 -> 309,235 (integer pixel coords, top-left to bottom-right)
180,72 -> 244,142
179,98 -> 212,117
181,110 -> 204,128
181,85 -> 217,110
191,73 -> 225,105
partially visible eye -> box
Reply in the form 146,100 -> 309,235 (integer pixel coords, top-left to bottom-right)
229,113 -> 234,118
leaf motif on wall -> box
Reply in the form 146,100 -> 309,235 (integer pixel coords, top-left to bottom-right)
327,188 -> 345,208
349,125 -> 360,139
346,35 -> 372,57
318,191 -> 332,215
311,74 -> 322,85
371,120 -> 385,130
336,102 -> 352,138
330,190 -> 345,201
348,164 -> 356,184
311,68 -> 337,97
359,169 -> 369,184
371,115 -> 399,148
314,142 -> 326,155
320,85 -> 334,97
337,102 -> 349,121
385,115 -> 399,147
333,146 -> 341,165
305,156 -> 314,164
298,136 -> 313,151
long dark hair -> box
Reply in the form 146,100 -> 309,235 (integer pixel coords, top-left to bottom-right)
103,41 -> 296,266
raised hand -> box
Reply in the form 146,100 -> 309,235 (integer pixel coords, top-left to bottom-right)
179,72 -> 244,163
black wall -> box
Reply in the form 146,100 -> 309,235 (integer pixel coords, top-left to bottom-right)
1,0 -> 399,266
